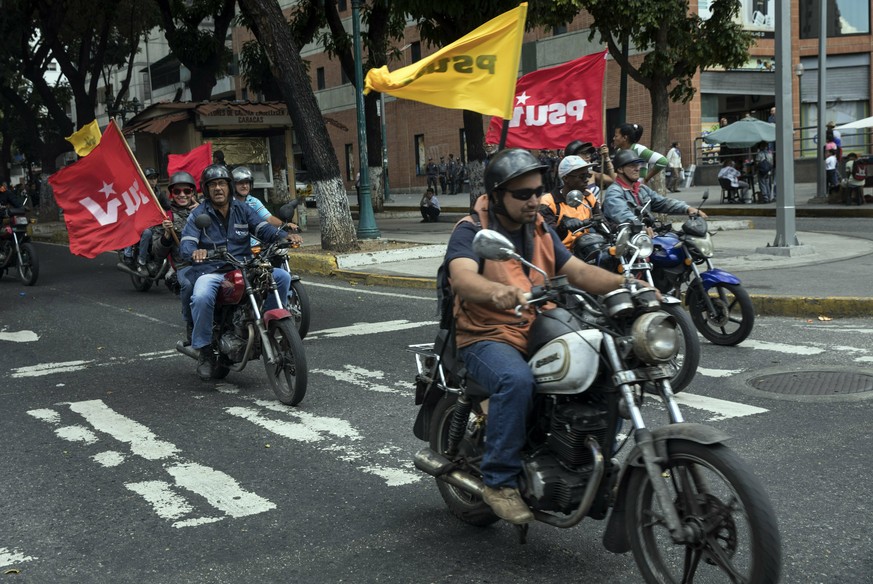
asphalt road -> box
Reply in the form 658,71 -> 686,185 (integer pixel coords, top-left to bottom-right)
1,242 -> 872,583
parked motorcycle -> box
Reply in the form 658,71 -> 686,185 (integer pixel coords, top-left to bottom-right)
569,200 -> 700,392
409,229 -> 781,583
176,213 -> 308,406
0,195 -> 39,285
648,192 -> 755,345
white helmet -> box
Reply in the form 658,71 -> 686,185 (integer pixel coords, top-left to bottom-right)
558,155 -> 594,178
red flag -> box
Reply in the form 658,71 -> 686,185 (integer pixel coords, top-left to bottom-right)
49,122 -> 166,259
485,51 -> 607,149
167,143 -> 212,190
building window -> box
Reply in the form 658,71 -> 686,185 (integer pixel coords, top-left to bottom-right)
410,41 -> 421,63
552,25 -> 567,36
414,134 -> 426,176
340,67 -> 349,85
345,144 -> 354,181
316,67 -> 326,90
799,0 -> 869,38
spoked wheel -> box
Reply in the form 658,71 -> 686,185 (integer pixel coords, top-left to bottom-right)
687,282 -> 755,346
286,279 -> 311,339
626,440 -> 782,584
17,242 -> 39,286
429,395 -> 498,527
263,319 -> 308,405
660,304 -> 700,393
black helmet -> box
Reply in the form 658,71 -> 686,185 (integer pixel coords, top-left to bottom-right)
143,167 -> 159,179
168,171 -> 196,190
232,166 -> 254,184
484,148 -> 548,193
200,164 -> 233,195
612,149 -> 645,170
564,140 -> 585,156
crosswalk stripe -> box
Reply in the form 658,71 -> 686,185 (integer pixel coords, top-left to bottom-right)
0,547 -> 36,568
308,319 -> 439,339
672,393 -> 769,421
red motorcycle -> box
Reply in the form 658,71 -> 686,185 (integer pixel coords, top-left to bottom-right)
0,195 -> 39,286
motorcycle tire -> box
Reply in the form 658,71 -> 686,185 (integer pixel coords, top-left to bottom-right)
263,319 -> 308,406
687,282 -> 755,346
659,304 -> 700,393
624,440 -> 782,584
287,280 -> 311,339
17,242 -> 39,286
429,394 -> 499,527
130,272 -> 153,292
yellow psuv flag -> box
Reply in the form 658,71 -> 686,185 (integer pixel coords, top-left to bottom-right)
65,119 -> 102,157
364,3 -> 528,119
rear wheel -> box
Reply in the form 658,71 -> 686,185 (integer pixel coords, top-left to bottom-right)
130,273 -> 153,292
687,282 -> 755,346
17,242 -> 39,286
429,395 -> 498,527
626,440 -> 781,584
263,319 -> 308,405
660,304 -> 700,393
286,279 -> 311,339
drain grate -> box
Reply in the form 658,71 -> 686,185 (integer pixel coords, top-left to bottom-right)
749,371 -> 873,396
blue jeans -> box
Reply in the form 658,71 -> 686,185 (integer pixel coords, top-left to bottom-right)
459,340 -> 536,489
190,268 -> 291,350
758,175 -> 771,201
177,266 -> 193,325
138,228 -> 154,264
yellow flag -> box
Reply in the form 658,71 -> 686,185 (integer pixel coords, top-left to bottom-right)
364,3 -> 528,119
65,119 -> 103,157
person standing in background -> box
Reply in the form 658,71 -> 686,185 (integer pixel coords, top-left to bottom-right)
666,142 -> 683,193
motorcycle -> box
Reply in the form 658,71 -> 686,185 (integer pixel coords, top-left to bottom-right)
568,196 -> 700,392
0,194 -> 39,286
258,241 -> 310,339
648,192 -> 755,345
408,229 -> 781,583
116,248 -> 175,293
176,212 -> 308,406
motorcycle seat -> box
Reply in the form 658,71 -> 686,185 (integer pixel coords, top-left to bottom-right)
434,328 -> 491,398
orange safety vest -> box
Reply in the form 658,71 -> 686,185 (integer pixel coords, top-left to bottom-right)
539,189 -> 597,250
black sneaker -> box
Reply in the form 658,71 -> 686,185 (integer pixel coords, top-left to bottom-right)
196,347 -> 216,380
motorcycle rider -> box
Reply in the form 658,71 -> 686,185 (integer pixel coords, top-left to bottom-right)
180,164 -> 295,380
231,167 -> 302,246
152,171 -> 200,343
445,148 -> 646,524
538,155 -> 599,250
602,150 -> 707,227
123,167 -> 162,271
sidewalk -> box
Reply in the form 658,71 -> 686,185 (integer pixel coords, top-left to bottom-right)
31,181 -> 873,318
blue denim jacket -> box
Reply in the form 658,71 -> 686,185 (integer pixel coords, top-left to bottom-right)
602,180 -> 689,225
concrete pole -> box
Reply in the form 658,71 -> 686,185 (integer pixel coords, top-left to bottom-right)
816,0 -> 828,199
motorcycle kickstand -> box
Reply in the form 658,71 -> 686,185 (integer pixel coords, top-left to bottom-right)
514,523 -> 529,545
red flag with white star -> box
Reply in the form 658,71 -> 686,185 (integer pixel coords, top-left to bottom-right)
49,121 -> 166,258
485,50 -> 607,149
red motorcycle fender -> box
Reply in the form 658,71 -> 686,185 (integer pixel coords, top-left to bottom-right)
263,308 -> 293,327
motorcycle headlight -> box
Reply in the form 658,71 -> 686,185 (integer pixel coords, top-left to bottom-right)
686,235 -> 714,257
631,311 -> 679,364
274,247 -> 289,257
631,233 -> 654,258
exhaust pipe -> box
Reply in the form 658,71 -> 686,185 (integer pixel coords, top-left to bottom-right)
116,262 -> 147,278
175,340 -> 199,360
414,447 -> 484,496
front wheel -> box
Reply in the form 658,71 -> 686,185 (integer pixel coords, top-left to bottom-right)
660,304 -> 700,393
286,279 -> 311,339
625,440 -> 782,584
687,282 -> 755,346
17,242 -> 39,286
263,319 -> 308,405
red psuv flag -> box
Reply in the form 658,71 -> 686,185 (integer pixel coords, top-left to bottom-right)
167,143 -> 212,191
486,50 -> 608,149
49,121 -> 165,258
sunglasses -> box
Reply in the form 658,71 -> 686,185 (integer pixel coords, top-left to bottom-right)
498,185 -> 545,201
172,187 -> 194,195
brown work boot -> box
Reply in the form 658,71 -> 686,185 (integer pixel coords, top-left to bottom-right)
482,486 -> 533,524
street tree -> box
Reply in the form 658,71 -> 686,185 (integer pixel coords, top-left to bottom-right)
153,0 -> 236,102
571,0 -> 753,181
237,0 -> 357,252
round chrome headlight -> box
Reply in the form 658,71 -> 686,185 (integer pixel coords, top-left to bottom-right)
274,246 -> 289,257
686,235 -> 714,257
631,311 -> 679,363
631,233 -> 654,258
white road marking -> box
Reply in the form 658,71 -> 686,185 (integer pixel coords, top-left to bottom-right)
55,425 -> 99,444
855,356 -> 873,363
166,463 -> 276,518
126,480 -> 195,521
93,451 -> 126,467
27,408 -> 61,423
0,547 -> 35,567
12,360 -> 95,378
311,365 -> 405,394
672,393 -> 769,421
698,367 -> 745,378
307,281 -> 432,300
738,339 -> 825,355
67,400 -> 179,460
308,319 -> 438,339
0,329 -> 39,342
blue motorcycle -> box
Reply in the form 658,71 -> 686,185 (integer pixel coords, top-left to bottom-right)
648,193 -> 754,346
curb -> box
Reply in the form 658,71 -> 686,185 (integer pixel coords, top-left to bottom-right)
749,294 -> 873,318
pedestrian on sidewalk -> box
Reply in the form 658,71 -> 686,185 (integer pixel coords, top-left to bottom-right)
844,153 -> 866,206
755,141 -> 774,203
717,159 -> 751,203
825,148 -> 839,195
419,187 -> 441,222
438,156 -> 448,194
447,154 -> 459,195
666,142 -> 683,192
425,158 -> 438,192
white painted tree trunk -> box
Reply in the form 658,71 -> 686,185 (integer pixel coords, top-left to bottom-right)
313,177 -> 357,251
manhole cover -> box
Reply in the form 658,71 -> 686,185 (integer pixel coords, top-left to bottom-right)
749,371 -> 873,396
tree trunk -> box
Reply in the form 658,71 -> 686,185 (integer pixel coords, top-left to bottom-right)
189,67 -> 218,102
238,0 -> 356,252
649,82 -> 671,195
364,92 -> 384,211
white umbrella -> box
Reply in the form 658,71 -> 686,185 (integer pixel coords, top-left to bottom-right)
834,116 -> 873,131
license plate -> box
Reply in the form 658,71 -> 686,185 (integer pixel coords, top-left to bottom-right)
14,216 -> 28,225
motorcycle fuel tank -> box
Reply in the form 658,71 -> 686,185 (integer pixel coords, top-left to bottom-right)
217,270 -> 246,305
529,329 -> 603,394
651,233 -> 684,268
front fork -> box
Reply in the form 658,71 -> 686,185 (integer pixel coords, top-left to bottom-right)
243,274 -> 281,365
602,334 -> 693,544
11,231 -> 25,266
686,260 -> 720,318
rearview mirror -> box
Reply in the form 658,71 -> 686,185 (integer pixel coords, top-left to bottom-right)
194,214 -> 212,229
566,190 -> 584,208
277,199 -> 300,221
472,230 -> 519,262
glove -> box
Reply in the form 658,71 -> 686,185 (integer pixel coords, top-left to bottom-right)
562,218 -> 585,232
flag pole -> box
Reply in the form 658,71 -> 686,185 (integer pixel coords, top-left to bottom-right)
113,119 -> 178,245
597,48 -> 607,206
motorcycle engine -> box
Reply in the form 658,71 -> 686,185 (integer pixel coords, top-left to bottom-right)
522,401 -> 610,513
219,308 -> 250,362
